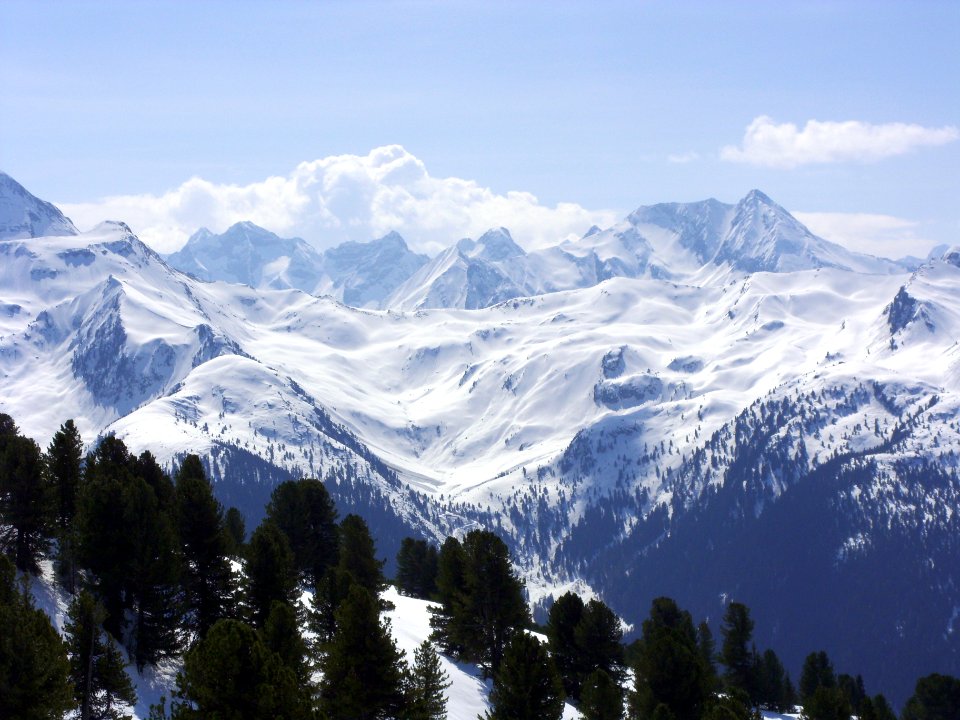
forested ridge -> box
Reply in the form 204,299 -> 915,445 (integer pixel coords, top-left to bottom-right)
1,412 -> 957,720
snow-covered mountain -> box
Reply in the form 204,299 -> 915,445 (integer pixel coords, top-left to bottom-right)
165,224 -> 428,308
317,231 -> 429,307
1,174 -> 958,704
0,172 -> 78,240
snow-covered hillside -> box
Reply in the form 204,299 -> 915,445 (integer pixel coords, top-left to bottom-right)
2,173 -> 958,703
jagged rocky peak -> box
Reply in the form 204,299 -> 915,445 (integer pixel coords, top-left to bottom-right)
940,246 -> 960,269
457,227 -> 526,262
0,171 -> 78,240
323,231 -> 425,270
165,220 -> 323,289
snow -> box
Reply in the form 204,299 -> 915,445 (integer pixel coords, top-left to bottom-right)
3,179 -> 960,603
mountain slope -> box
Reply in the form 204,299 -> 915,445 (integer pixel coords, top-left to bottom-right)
0,171 -> 78,240
1,175 -> 958,705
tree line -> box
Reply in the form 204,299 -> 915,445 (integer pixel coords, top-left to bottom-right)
1,412 -> 958,720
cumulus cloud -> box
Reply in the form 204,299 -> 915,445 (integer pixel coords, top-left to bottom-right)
721,116 -> 958,168
59,146 -> 618,255
795,211 -> 936,259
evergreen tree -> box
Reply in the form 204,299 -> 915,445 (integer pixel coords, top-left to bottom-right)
260,600 -> 310,685
65,590 -> 136,720
396,537 -> 439,599
546,591 -> 585,698
799,651 -> 836,703
702,688 -> 760,720
318,584 -> 407,720
630,597 -> 710,720
266,478 -> 339,589
46,419 -> 84,592
484,632 -> 564,720
124,474 -> 183,670
720,601 -> 757,702
174,454 -> 235,638
802,686 -> 851,720
134,451 -> 177,518
77,437 -> 139,637
0,554 -> 74,719
574,598 -> 626,690
169,617 -> 310,720
0,433 -> 54,573
244,520 -> 298,628
901,673 -> 960,720
579,669 -> 623,720
837,673 -> 865,715
458,529 -> 529,675
337,513 -> 385,596
697,620 -> 720,693
859,695 -> 897,720
223,507 -> 246,557
757,648 -> 790,711
405,640 -> 450,720
309,565 -> 353,646
79,437 -> 182,667
429,536 -> 467,656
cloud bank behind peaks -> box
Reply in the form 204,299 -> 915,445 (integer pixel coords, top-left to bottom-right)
721,116 -> 958,168
59,146 -> 618,255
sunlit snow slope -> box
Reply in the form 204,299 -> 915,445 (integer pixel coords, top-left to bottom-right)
2,171 -> 959,704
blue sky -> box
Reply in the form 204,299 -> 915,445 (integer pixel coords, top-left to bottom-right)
1,1 -> 957,257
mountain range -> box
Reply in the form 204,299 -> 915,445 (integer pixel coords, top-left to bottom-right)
1,169 -> 958,705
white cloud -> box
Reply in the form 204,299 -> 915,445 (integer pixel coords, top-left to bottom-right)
58,146 -> 618,255
721,116 -> 958,168
667,151 -> 700,164
794,211 -> 937,259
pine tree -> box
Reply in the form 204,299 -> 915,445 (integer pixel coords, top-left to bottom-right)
458,529 -> 529,675
574,598 -> 626,689
309,565 -> 353,646
46,419 -> 84,592
396,537 -> 439,599
720,601 -> 757,703
702,688 -> 760,720
337,513 -> 385,596
78,437 -> 182,668
630,597 -> 710,720
65,590 -> 136,720
244,520 -> 297,628
223,507 -> 246,557
405,640 -> 450,720
697,621 -> 720,693
318,584 -> 407,720
484,632 -> 564,720
77,437 -> 139,638
0,433 -> 54,573
799,651 -> 836,703
546,591 -> 585,698
859,695 -> 897,720
902,673 -> 960,720
260,600 -> 310,685
174,454 -> 235,638
0,554 -> 74,719
169,617 -> 310,720
429,536 -> 467,655
580,669 -> 623,720
757,648 -> 790,711
266,478 -> 338,589
124,475 -> 183,670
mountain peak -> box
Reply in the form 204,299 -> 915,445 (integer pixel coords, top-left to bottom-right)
458,227 -> 525,263
741,188 -> 775,206
0,171 -> 79,240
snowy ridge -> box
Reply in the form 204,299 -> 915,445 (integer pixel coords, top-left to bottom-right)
2,175 -> 959,702
0,171 -> 78,240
